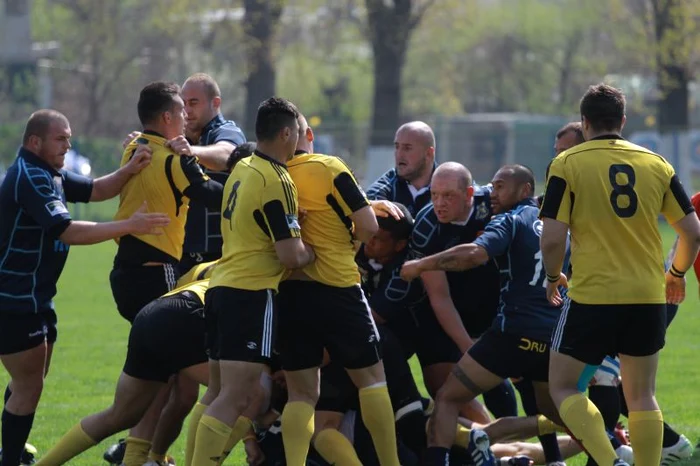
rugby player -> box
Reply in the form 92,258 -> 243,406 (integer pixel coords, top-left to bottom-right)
366,121 -> 436,216
189,97 -> 315,466
402,165 -> 566,465
540,83 -> 700,466
408,162 -> 517,420
0,110 -> 169,466
275,114 -> 401,465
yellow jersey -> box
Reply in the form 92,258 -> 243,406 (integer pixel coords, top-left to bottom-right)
176,260 -> 218,288
163,278 -> 209,303
541,136 -> 693,304
287,153 -> 370,287
209,151 -> 301,291
114,132 -> 209,264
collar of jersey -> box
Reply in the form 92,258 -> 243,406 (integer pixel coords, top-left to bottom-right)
201,113 -> 229,136
513,197 -> 539,209
589,134 -> 624,141
141,129 -> 167,142
254,149 -> 287,167
18,147 -> 61,176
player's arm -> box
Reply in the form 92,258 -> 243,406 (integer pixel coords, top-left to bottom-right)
168,125 -> 245,172
265,181 -> 315,269
89,145 -> 153,202
421,270 -> 474,352
331,164 -> 377,242
365,171 -> 392,201
174,156 -> 224,210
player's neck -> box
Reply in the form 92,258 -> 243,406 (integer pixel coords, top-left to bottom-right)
256,143 -> 290,165
586,129 -> 622,140
408,170 -> 432,191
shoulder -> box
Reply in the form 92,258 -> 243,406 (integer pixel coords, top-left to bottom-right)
208,119 -> 246,143
411,203 -> 439,247
371,168 -> 398,184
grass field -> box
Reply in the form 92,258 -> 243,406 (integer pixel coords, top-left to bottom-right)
1,224 -> 699,465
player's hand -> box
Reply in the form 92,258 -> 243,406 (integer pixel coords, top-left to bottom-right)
244,436 -> 265,465
370,200 -> 403,220
121,131 -> 141,150
546,273 -> 568,307
128,201 -> 170,235
298,208 -> 309,224
400,259 -> 424,281
123,144 -> 152,174
665,271 -> 686,305
166,135 -> 194,156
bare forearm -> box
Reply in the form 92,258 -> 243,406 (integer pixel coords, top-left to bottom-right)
420,244 -> 487,273
59,220 -> 132,245
672,233 -> 700,273
192,144 -> 233,171
541,237 -> 566,277
430,298 -> 473,351
91,168 -> 132,202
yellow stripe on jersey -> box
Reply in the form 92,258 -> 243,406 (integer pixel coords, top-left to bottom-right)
163,279 -> 209,304
114,132 -> 209,262
176,260 -> 219,288
541,137 -> 694,304
210,152 -> 301,292
287,153 -> 370,287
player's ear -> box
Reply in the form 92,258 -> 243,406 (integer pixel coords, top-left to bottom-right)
395,239 -> 408,253
466,185 -> 475,197
163,111 -> 172,125
306,126 -> 314,143
620,114 -> 627,131
212,96 -> 221,110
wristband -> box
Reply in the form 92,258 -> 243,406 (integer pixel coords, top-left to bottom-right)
669,265 -> 685,278
546,273 -> 560,283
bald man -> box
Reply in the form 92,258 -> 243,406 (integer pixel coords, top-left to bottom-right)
367,121 -> 436,216
0,109 -> 169,466
407,162 -> 517,421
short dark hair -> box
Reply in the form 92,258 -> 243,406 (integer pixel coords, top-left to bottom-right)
377,203 -> 414,241
137,81 -> 181,126
227,141 -> 256,171
556,122 -> 585,145
23,109 -> 69,144
255,97 -> 299,142
580,84 -> 626,133
499,164 -> 536,194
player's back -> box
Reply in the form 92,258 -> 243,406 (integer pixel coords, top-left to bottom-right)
115,133 -> 207,263
287,153 -> 368,287
211,153 -> 299,291
544,137 -> 690,304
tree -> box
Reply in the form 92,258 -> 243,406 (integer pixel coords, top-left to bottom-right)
364,0 -> 436,146
242,0 -> 285,133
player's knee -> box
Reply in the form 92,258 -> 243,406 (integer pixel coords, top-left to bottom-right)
9,377 -> 44,410
435,383 -> 464,407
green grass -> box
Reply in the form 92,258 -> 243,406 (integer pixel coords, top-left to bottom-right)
1,225 -> 699,465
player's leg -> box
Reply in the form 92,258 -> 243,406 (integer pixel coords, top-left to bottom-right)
514,379 -> 564,464
149,374 -> 199,463
186,359 -> 219,466
313,411 -> 362,466
0,310 -> 54,466
482,379 -> 518,418
549,300 -> 621,465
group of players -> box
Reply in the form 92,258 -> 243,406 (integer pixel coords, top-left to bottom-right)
0,74 -> 698,466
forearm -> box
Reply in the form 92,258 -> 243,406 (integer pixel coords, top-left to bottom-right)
672,233 -> 700,274
59,220 -> 133,245
418,244 -> 487,273
90,167 -> 133,202
541,237 -> 566,277
191,144 -> 233,172
429,297 -> 473,351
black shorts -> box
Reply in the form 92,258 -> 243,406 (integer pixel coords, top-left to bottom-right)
468,328 -> 550,382
277,281 -> 381,371
0,310 -> 57,355
178,251 -> 221,277
552,299 -> 666,366
123,292 -> 207,383
413,304 -> 461,368
110,263 -> 179,323
317,361 -> 358,413
204,286 -> 277,363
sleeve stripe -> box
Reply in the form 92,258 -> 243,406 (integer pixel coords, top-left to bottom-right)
270,163 -> 295,214
540,176 -> 568,219
669,175 -> 694,215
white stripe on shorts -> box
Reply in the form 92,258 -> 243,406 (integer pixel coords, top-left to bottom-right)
552,296 -> 571,352
262,289 -> 273,358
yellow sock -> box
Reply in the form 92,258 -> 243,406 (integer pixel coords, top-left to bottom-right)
186,402 -> 208,466
191,415 -> 232,466
559,394 -> 617,465
216,416 -> 253,466
537,414 -> 565,435
123,437 -> 152,466
313,428 -> 362,466
280,401 -> 315,466
628,410 -> 663,466
454,425 -> 471,448
34,423 -> 97,466
148,451 -> 166,463
359,384 -> 400,466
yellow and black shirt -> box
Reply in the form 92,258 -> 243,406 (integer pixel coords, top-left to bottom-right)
288,152 -> 370,287
114,131 -> 216,265
541,136 -> 694,304
209,150 -> 301,292
176,260 -> 218,288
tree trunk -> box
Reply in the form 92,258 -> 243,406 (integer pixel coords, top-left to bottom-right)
242,0 -> 284,135
369,41 -> 406,146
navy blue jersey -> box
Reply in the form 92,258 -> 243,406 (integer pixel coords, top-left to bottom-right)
366,165 -> 435,216
0,148 -> 92,315
356,246 -> 426,322
409,186 -> 500,336
474,198 -> 569,341
183,114 -> 246,255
